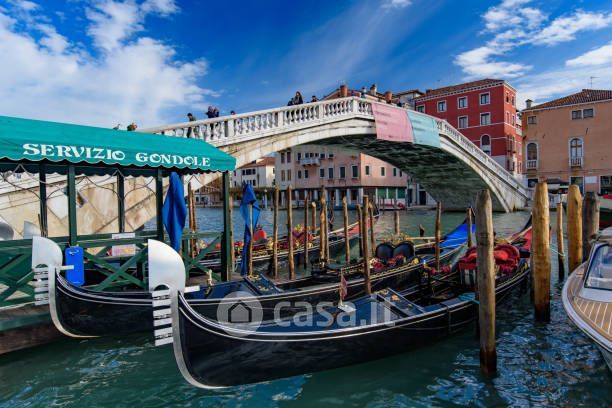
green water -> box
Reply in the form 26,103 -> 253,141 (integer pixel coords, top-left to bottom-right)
1,209 -> 610,407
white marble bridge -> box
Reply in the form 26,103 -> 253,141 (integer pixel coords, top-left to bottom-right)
143,97 -> 528,212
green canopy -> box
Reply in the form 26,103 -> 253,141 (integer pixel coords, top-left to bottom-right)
0,116 -> 236,172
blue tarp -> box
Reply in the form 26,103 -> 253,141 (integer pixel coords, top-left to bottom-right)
239,184 -> 261,276
162,172 -> 188,252
407,111 -> 440,148
440,222 -> 476,248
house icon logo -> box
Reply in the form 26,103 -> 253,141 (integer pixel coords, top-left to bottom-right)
216,291 -> 263,336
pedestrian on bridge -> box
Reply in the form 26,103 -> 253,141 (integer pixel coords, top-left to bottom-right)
289,91 -> 303,105
311,95 -> 318,103
186,112 -> 197,138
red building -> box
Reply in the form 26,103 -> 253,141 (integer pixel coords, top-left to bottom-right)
414,79 -> 522,175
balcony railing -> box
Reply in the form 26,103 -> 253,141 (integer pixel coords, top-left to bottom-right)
300,157 -> 320,166
569,156 -> 583,167
526,159 -> 538,170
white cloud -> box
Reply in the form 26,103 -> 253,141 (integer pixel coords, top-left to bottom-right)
382,0 -> 412,9
566,42 -> 612,67
10,0 -> 39,12
456,1 -> 612,80
0,0 -> 215,127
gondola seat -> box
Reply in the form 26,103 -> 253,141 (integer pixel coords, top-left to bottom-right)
375,243 -> 395,263
392,242 -> 415,261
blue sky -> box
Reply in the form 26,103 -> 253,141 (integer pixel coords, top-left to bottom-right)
0,0 -> 611,127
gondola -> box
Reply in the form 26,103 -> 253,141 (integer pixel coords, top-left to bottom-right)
562,227 -> 612,371
32,219 -> 473,338
161,221 -> 531,388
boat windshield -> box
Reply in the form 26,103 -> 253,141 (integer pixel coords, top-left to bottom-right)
585,244 -> 612,290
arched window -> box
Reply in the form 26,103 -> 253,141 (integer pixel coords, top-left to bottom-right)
569,137 -> 583,158
481,134 -> 491,155
526,143 -> 537,160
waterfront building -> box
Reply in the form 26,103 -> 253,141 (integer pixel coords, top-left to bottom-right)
232,157 -> 275,189
521,89 -> 612,199
414,79 -> 522,176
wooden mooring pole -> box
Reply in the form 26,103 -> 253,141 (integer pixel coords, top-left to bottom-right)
229,195 -> 234,274
320,187 -> 327,265
248,203 -> 253,277
287,186 -> 295,279
475,189 -> 496,375
532,181 -> 551,322
582,192 -> 600,261
556,203 -> 565,280
394,210 -> 400,236
357,204 -> 364,258
362,196 -> 371,295
567,185 -> 582,273
343,197 -> 350,264
467,207 -> 473,247
272,187 -> 279,279
304,194 -> 309,269
419,224 -> 425,238
368,201 -> 376,257
435,202 -> 441,271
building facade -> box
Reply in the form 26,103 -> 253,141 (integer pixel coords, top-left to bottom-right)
232,157 -> 275,188
414,79 -> 522,176
522,89 -> 612,196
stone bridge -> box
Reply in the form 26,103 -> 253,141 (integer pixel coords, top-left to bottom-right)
143,97 -> 527,212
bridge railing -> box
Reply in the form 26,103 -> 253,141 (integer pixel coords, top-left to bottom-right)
142,97 -> 525,196
142,97 -> 372,145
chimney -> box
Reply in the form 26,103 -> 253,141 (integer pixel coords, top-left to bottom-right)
525,99 -> 533,108
384,91 -> 393,103
339,84 -> 348,98
369,83 -> 377,95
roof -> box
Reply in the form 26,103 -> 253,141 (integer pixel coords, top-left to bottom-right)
523,89 -> 612,112
0,116 -> 236,173
416,79 -> 507,100
240,157 -> 275,168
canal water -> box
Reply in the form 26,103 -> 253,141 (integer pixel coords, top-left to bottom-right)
1,209 -> 610,406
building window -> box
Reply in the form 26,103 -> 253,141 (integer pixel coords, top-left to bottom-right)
570,176 -> 584,194
320,152 -> 325,159
505,92 -> 509,103
512,115 -> 515,126
569,137 -> 583,167
458,96 -> 467,109
416,105 -> 424,113
437,100 -> 447,112
304,169 -> 309,179
480,113 -> 491,125
511,96 -> 515,106
297,170 -> 302,179
365,165 -> 370,176
526,142 -> 537,169
280,152 -> 285,164
319,168 -> 325,178
286,152 -> 291,163
527,116 -> 536,125
339,166 -> 346,179
480,93 -> 490,105
328,167 -> 334,179
571,110 -> 582,120
458,116 -> 468,129
352,165 -> 359,178
583,108 -> 594,118
393,168 -> 397,177
287,170 -> 291,181
329,153 -> 334,158
380,167 -> 385,176
481,134 -> 491,155
506,111 -> 510,123
281,170 -> 285,181
601,175 -> 612,195
399,170 -> 403,177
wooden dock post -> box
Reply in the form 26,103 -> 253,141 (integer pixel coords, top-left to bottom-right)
582,192 -> 600,260
311,201 -> 317,235
248,203 -> 253,277
435,202 -> 441,271
320,187 -> 327,265
287,186 -> 295,279
567,185 -> 583,273
362,196 -> 372,295
556,203 -> 565,279
419,224 -> 425,238
272,187 -> 279,279
304,194 -> 309,269
467,207 -> 473,247
357,204 -> 364,258
532,181 -> 551,322
368,201 -> 376,256
343,196 -> 350,264
394,210 -> 400,236
229,195 -> 234,275
475,189 -> 496,375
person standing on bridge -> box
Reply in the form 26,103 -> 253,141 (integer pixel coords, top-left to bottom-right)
311,95 -> 318,103
291,91 -> 303,105
127,122 -> 137,131
186,112 -> 197,138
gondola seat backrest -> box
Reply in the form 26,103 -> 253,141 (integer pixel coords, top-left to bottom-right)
392,242 -> 415,260
375,243 -> 395,262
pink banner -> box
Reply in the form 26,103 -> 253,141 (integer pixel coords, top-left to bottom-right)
371,103 -> 413,143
